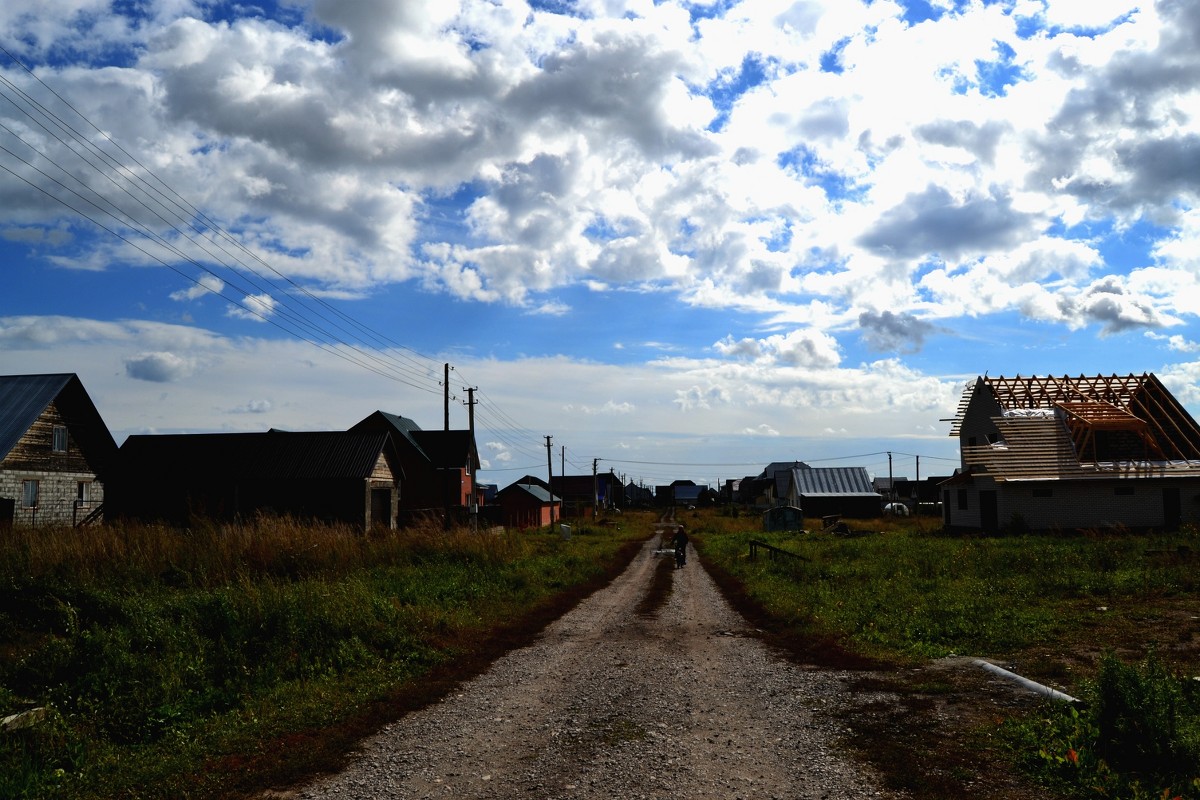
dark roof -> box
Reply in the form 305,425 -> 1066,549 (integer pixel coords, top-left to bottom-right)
759,461 -> 809,479
0,373 -> 118,474
410,429 -> 480,470
498,482 -> 559,503
349,411 -> 428,459
120,430 -> 398,481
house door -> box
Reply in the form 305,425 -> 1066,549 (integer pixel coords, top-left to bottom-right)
371,488 -> 392,528
980,490 -> 998,533
942,490 -> 951,525
1163,487 -> 1181,531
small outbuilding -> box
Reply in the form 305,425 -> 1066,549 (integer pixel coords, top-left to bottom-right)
763,505 -> 804,532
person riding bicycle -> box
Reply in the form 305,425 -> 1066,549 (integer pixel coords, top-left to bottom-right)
672,525 -> 689,568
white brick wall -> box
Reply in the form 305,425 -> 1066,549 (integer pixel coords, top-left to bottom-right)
0,470 -> 104,527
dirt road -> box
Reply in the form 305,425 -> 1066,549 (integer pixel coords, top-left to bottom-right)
291,530 -> 901,799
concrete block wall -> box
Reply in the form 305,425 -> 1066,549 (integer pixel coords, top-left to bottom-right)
0,470 -> 103,527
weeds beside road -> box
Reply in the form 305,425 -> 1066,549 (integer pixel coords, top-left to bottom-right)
689,509 -> 1200,800
4,508 -> 1199,799
0,514 -> 649,799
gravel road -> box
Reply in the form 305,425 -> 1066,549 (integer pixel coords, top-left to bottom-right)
290,529 -> 904,799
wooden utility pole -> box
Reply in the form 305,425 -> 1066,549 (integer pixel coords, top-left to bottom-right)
443,363 -> 451,431
464,386 -> 478,528
593,458 -> 599,517
545,435 -> 555,526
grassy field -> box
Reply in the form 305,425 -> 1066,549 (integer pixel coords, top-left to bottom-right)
686,507 -> 1200,799
0,513 -> 651,800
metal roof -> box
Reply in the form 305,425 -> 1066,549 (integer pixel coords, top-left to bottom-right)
0,373 -> 118,473
789,466 -> 876,496
500,482 -> 559,503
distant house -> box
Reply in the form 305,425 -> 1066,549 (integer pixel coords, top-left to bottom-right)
108,430 -> 402,531
625,481 -> 653,507
496,481 -> 560,530
551,470 -> 624,517
0,373 -> 117,528
349,411 -> 481,525
944,373 -> 1200,533
783,466 -> 881,519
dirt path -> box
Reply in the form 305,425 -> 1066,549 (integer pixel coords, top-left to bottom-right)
290,531 -> 902,799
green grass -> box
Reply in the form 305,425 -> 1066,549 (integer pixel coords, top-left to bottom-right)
0,514 -> 650,799
690,512 -> 1200,798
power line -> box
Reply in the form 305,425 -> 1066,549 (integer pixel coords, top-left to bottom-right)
0,44 -> 548,451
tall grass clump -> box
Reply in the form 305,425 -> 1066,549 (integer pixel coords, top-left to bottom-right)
1008,649 -> 1200,799
0,513 -> 647,799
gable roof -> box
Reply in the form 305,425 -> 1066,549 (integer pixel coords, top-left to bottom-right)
950,373 -> 1200,480
349,411 -> 429,459
120,430 -> 398,481
498,482 -> 559,504
789,466 -> 876,496
0,373 -> 118,474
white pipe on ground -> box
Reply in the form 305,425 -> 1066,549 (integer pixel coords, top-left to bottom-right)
974,659 -> 1080,704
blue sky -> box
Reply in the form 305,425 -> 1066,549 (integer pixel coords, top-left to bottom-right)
4,0 -> 1200,490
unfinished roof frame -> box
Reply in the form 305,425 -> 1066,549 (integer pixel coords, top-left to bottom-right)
950,373 -> 1200,477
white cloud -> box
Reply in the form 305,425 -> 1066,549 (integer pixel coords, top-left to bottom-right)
171,274 -> 224,301
227,293 -> 278,321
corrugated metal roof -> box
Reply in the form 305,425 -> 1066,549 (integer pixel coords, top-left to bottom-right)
790,466 -> 876,496
349,411 -> 429,459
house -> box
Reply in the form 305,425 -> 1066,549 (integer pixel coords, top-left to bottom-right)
495,481 -> 561,530
349,411 -> 481,525
550,470 -> 624,518
783,466 -> 881,519
624,481 -> 654,507
943,373 -> 1200,533
0,373 -> 117,528
108,430 -> 402,531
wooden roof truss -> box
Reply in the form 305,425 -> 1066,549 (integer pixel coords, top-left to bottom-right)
951,373 -> 1200,470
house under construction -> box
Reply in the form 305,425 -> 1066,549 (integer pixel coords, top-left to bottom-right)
943,373 -> 1200,533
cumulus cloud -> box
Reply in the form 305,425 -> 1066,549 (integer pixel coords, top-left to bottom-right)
715,329 -> 841,368
858,310 -> 937,354
124,351 -> 196,382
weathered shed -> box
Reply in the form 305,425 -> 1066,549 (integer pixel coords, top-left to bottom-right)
0,373 -> 117,527
109,429 -> 401,531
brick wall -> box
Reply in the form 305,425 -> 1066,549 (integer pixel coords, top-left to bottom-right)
0,470 -> 104,527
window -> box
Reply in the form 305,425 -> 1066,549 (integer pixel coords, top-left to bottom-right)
22,480 -> 39,508
77,481 -> 91,504
1032,487 -> 1053,498
1114,485 -> 1135,496
957,489 -> 968,510
52,425 -> 67,453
